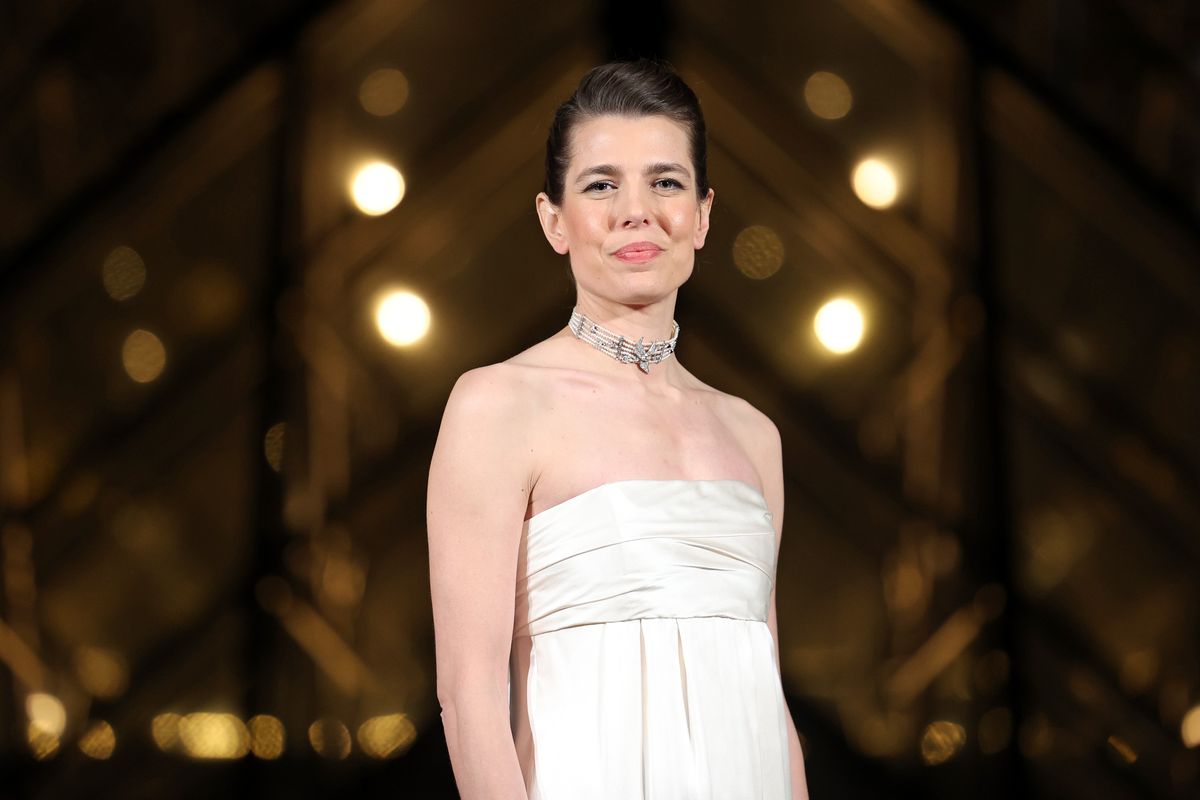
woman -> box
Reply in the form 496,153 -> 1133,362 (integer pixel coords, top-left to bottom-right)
428,59 -> 809,799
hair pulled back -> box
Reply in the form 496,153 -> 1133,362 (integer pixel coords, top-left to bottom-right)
542,58 -> 709,207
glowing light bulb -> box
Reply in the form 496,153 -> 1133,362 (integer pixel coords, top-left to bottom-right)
351,162 -> 405,216
813,296 -> 866,354
851,157 -> 899,209
26,693 -> 66,737
374,289 -> 431,347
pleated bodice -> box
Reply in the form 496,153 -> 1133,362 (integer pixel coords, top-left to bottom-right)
508,479 -> 792,799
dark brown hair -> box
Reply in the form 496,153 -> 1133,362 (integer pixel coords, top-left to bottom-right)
542,58 -> 709,207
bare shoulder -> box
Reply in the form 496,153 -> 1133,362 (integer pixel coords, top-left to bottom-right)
429,361 -> 549,533
435,362 -> 545,474
696,384 -> 784,514
446,361 -> 534,408
692,379 -> 781,465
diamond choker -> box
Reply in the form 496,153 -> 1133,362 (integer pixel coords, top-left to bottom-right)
567,307 -> 680,374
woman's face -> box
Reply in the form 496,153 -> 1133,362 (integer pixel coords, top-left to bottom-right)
536,114 -> 714,306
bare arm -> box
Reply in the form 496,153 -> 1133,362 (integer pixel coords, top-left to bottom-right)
755,410 -> 811,800
428,365 -> 534,800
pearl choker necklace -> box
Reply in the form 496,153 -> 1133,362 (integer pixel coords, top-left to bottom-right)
567,307 -> 680,374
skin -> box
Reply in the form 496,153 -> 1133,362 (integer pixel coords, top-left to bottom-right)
427,113 -> 809,799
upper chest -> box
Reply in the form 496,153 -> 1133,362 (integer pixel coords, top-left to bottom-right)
527,370 -> 762,501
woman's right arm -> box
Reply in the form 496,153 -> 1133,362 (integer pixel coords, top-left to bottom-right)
427,365 -> 535,800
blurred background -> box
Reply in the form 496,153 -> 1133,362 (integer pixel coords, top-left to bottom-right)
1,0 -> 1198,797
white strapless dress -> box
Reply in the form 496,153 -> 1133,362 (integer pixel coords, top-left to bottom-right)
509,479 -> 792,799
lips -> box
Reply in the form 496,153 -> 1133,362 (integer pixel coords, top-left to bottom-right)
613,241 -> 664,256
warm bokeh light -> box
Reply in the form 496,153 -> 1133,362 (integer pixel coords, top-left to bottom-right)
26,722 -> 60,760
357,713 -> 417,759
920,720 -> 966,765
374,288 -> 431,346
813,296 -> 866,354
309,718 -> 352,759
1181,704 -> 1200,748
351,161 -> 405,215
152,712 -> 184,752
179,713 -> 249,759
248,714 -> 285,759
732,225 -> 784,279
803,71 -> 852,119
121,328 -> 167,383
1107,734 -> 1138,764
26,692 -> 66,737
851,157 -> 899,209
72,645 -> 129,699
264,422 -> 285,472
359,68 -> 410,116
79,720 -> 116,759
101,245 -> 146,301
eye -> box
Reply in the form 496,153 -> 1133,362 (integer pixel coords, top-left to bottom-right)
655,178 -> 684,189
584,180 -> 615,192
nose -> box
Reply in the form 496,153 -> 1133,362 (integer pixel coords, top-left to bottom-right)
615,183 -> 651,227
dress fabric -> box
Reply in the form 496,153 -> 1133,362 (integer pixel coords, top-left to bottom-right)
509,478 -> 792,799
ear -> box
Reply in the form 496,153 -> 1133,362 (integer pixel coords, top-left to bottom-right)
693,187 -> 715,250
535,192 -> 570,255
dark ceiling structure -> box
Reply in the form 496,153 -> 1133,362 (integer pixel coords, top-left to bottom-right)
1,1 -> 1198,798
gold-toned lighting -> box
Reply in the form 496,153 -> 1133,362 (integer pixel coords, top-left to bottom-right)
1106,734 -> 1138,764
72,645 -> 129,699
351,162 -> 405,216
179,712 -> 250,759
920,720 -> 966,765
26,692 -> 66,737
79,720 -> 116,759
248,714 -> 285,759
26,722 -> 60,760
803,71 -> 852,120
102,246 -> 146,301
264,422 -> 286,473
851,157 -> 899,209
1181,704 -> 1200,748
357,713 -> 417,759
731,225 -> 784,279
374,288 -> 431,346
121,329 -> 166,383
309,718 -> 351,759
813,296 -> 865,354
359,68 -> 410,117
151,712 -> 184,752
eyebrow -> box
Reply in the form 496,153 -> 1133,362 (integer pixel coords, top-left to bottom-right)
574,162 -> 691,183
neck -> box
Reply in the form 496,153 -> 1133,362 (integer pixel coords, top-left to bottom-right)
571,297 -> 678,343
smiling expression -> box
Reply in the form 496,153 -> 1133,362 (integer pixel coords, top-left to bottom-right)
536,114 -> 715,304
